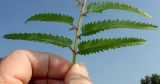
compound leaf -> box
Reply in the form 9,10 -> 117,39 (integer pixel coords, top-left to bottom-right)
86,1 -> 152,19
80,19 -> 158,36
3,33 -> 73,48
25,13 -> 74,26
78,37 -> 146,55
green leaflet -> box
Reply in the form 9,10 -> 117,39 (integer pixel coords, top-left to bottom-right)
68,25 -> 77,31
80,19 -> 158,36
3,33 -> 73,48
78,37 -> 146,55
75,0 -> 82,7
86,1 -> 152,19
25,13 -> 74,26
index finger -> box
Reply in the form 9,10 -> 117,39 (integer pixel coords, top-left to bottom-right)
0,50 -> 71,84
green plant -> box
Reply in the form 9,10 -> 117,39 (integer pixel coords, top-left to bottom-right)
141,74 -> 160,84
3,0 -> 158,64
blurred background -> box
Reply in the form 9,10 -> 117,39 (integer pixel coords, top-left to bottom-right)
0,0 -> 160,84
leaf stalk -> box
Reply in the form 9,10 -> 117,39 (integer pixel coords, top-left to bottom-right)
72,0 -> 86,64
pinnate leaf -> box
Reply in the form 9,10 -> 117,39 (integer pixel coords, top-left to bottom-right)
87,1 -> 152,19
80,19 -> 158,36
25,13 -> 74,25
3,33 -> 73,48
78,37 -> 146,55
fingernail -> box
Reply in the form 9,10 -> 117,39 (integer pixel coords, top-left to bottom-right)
79,62 -> 86,67
65,63 -> 92,84
70,63 -> 88,77
78,63 -> 89,78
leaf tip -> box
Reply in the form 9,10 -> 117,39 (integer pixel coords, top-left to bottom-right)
24,18 -> 30,24
24,20 -> 28,24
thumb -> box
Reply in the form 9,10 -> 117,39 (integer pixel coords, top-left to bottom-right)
65,63 -> 92,84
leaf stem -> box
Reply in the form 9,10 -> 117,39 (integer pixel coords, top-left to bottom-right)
72,0 -> 86,64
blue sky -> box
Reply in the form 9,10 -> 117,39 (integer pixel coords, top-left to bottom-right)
0,0 -> 160,84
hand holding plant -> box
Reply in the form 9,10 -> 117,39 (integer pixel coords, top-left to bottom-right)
0,50 -> 92,84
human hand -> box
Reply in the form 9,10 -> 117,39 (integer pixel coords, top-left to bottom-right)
0,50 -> 92,84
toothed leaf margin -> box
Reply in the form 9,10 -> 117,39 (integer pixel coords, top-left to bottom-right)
3,33 -> 73,48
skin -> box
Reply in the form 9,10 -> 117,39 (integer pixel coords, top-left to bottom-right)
0,50 -> 92,84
